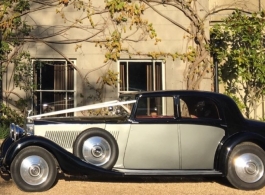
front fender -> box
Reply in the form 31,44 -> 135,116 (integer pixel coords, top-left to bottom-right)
216,132 -> 265,175
0,137 -> 13,158
2,135 -> 122,176
0,136 -> 13,170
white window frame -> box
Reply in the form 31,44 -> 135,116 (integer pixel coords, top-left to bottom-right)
118,59 -> 165,94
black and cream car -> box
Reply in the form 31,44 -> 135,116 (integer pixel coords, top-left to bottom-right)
1,90 -> 265,192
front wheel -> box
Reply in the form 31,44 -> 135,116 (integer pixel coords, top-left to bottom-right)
10,146 -> 57,192
227,142 -> 265,190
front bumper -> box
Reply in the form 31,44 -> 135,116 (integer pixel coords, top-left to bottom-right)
0,123 -> 27,171
0,123 -> 27,169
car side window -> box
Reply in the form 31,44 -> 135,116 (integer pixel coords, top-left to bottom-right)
180,96 -> 220,119
135,96 -> 174,119
180,99 -> 190,118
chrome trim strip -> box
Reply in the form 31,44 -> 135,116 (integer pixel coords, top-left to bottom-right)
113,169 -> 222,176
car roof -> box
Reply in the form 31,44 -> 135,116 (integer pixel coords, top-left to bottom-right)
131,90 -> 227,98
120,90 -> 234,108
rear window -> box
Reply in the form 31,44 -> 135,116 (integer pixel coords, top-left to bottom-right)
180,96 -> 220,119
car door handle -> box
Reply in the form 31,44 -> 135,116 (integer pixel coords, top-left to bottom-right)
220,124 -> 227,128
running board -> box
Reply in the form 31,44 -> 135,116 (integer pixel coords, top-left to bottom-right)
113,169 -> 223,176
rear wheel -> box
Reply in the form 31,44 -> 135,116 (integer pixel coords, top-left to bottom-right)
73,128 -> 118,169
227,142 -> 265,190
10,146 -> 57,192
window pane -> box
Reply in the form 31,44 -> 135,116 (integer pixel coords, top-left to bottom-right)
54,63 -> 66,90
120,62 -> 127,91
34,92 -> 74,116
33,60 -> 75,116
128,62 -> 147,91
155,62 -> 162,90
180,96 -> 219,119
54,92 -> 74,116
34,92 -> 55,114
135,96 -> 174,118
67,62 -> 74,90
136,97 -> 157,116
119,61 -> 163,92
163,97 -> 174,116
34,61 -> 55,90
180,99 -> 190,117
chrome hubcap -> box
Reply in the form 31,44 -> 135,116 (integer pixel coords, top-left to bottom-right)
91,145 -> 104,158
234,153 -> 264,183
82,136 -> 111,166
29,165 -> 41,177
20,155 -> 49,185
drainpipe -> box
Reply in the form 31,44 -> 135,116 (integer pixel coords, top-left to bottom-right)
0,30 -> 3,118
214,53 -> 219,93
213,40 -> 221,93
0,30 -> 2,107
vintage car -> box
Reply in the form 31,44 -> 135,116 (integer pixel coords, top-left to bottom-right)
1,90 -> 265,192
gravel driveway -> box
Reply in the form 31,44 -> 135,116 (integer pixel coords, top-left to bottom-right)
1,174 -> 265,195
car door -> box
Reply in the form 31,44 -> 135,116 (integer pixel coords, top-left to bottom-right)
124,96 -> 180,169
178,96 -> 225,169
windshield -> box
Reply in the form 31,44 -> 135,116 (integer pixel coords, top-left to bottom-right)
118,93 -> 137,115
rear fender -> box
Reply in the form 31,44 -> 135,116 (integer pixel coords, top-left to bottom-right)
2,136 -> 122,176
215,132 -> 265,175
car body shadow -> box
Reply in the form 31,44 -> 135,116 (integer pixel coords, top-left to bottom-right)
0,170 -> 233,189
57,173 -> 234,189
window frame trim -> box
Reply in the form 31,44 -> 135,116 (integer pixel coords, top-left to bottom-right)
31,59 -> 77,115
117,59 -> 165,94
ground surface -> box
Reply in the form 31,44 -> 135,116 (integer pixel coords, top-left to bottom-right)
1,174 -> 265,195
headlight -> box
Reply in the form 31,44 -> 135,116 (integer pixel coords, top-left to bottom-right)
10,123 -> 25,141
26,123 -> 34,135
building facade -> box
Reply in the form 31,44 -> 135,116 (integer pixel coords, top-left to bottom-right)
2,0 -> 265,117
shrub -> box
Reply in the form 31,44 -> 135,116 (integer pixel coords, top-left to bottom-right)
0,125 -> 9,139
